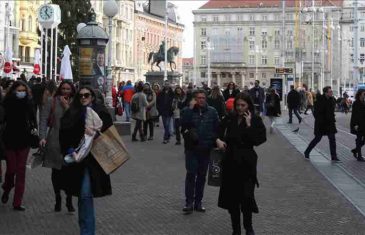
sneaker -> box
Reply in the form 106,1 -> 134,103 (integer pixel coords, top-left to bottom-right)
304,151 -> 310,159
351,149 -> 358,159
287,121 -> 292,124
357,156 -> 365,162
148,136 -> 153,141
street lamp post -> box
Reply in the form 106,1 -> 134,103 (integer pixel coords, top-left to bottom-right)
255,45 -> 262,81
164,0 -> 168,81
206,40 -> 214,87
103,0 -> 118,108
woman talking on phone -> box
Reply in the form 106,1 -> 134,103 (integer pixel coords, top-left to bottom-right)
216,93 -> 266,235
39,80 -> 76,212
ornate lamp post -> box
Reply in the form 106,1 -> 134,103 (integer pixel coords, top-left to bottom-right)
103,0 -> 118,108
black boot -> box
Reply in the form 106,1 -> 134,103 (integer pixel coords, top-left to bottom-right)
66,195 -> 75,212
54,194 -> 61,212
243,211 -> 254,235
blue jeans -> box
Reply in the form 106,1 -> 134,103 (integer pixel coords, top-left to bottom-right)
124,102 -> 131,121
162,115 -> 172,140
185,150 -> 210,206
78,168 -> 95,235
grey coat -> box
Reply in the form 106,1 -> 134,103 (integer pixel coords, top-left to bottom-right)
145,91 -> 158,119
39,96 -> 68,170
131,92 -> 148,121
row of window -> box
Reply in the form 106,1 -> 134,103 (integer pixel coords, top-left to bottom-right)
200,13 -> 292,22
200,55 -> 281,66
200,71 -> 268,79
201,38 -> 291,50
201,28 -> 292,37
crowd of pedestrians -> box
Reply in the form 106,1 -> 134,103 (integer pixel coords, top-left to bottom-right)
2,73 -> 365,235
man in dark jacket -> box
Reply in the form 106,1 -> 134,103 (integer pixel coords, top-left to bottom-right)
304,86 -> 340,161
287,85 -> 302,124
249,80 -> 265,115
181,89 -> 219,214
157,82 -> 174,144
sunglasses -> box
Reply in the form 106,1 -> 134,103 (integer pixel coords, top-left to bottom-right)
79,93 -> 91,99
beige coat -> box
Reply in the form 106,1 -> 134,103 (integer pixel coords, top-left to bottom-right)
131,92 -> 148,121
306,91 -> 314,106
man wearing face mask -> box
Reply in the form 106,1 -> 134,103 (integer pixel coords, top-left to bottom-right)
181,89 -> 219,214
1,81 -> 37,211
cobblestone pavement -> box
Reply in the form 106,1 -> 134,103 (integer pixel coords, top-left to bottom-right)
1,121 -> 365,234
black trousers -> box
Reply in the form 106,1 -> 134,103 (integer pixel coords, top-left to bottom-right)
305,133 -> 337,158
174,118 -> 181,142
52,168 -> 71,197
354,134 -> 365,157
304,105 -> 314,115
143,119 -> 154,138
288,107 -> 301,123
132,119 -> 144,138
228,206 -> 253,234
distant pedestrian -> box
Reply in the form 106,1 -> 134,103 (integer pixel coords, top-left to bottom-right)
152,83 -> 161,127
201,82 -> 212,96
172,86 -> 186,145
216,92 -> 266,235
181,89 -> 219,213
304,88 -> 314,115
265,88 -> 281,133
59,86 -> 113,235
249,80 -> 265,115
287,85 -> 302,124
39,80 -> 76,212
131,82 -> 150,142
121,80 -> 135,122
350,89 -> 365,161
157,82 -> 174,144
304,86 -> 340,161
223,82 -> 240,101
207,85 -> 226,120
143,83 -> 158,140
1,81 -> 36,211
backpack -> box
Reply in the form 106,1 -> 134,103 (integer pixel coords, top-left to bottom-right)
131,95 -> 140,113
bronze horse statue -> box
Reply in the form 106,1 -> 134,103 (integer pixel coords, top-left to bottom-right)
148,46 -> 179,72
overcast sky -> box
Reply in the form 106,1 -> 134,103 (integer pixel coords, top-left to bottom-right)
171,1 -> 208,58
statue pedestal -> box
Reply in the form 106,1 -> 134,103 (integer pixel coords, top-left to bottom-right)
144,71 -> 182,86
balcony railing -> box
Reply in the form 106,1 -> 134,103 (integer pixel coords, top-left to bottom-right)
20,56 -> 34,64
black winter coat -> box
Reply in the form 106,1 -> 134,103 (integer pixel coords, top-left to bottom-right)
59,103 -> 113,198
157,88 -> 174,116
265,93 -> 281,117
3,96 -> 36,150
223,88 -> 240,101
218,113 -> 266,212
313,95 -> 337,136
287,90 -> 301,109
350,100 -> 365,135
207,95 -> 226,120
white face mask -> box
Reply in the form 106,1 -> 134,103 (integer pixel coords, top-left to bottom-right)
15,91 -> 26,99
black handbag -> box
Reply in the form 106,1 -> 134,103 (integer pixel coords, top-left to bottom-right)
27,147 -> 45,169
27,119 -> 39,149
208,148 -> 224,187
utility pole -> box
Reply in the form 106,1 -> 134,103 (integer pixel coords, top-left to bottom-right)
354,0 -> 360,85
164,0 -> 168,81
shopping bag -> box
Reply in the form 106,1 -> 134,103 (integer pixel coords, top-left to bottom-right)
208,148 -> 224,187
91,125 -> 130,174
27,148 -> 45,169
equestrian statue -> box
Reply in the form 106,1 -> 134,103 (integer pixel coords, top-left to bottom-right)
148,41 -> 179,72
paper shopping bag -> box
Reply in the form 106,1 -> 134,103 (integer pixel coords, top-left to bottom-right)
91,125 -> 130,174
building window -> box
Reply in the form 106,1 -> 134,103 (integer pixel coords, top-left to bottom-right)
28,16 -> 32,31
213,15 -> 219,22
262,30 -> 267,36
361,24 -> 365,32
262,15 -> 268,21
225,15 -> 231,21
287,30 -> 293,36
249,41 -> 255,50
275,40 -> 280,49
237,14 -> 243,21
262,40 -> 267,49
351,38 -> 354,47
361,38 -> 365,47
201,16 -> 207,22
275,30 -> 280,36
249,73 -> 255,78
275,56 -> 280,65
201,28 -> 206,36
201,55 -> 206,65
249,27 -> 255,36
275,14 -> 281,21
249,55 -> 255,65
201,41 -> 206,49
21,19 -> 26,31
201,72 -> 206,78
262,73 -> 267,79
360,54 -> 365,63
261,55 -> 267,65
287,40 -> 293,49
249,15 -> 255,21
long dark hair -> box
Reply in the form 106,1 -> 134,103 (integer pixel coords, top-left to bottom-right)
4,80 -> 31,101
54,80 -> 76,98
355,89 -> 365,102
233,92 -> 255,114
72,86 -> 97,109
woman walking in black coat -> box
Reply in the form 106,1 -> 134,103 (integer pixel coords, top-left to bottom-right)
265,88 -> 281,134
223,82 -> 240,101
1,81 -> 37,211
350,89 -> 365,161
208,85 -> 227,120
59,86 -> 113,235
216,93 -> 267,235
